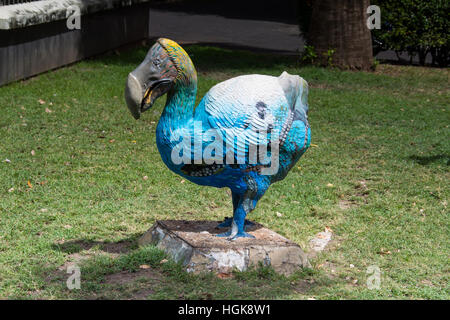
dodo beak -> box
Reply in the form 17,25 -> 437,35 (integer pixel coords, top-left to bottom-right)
125,72 -> 173,120
125,72 -> 143,120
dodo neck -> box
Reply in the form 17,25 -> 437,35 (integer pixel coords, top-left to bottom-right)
163,73 -> 197,123
160,41 -> 198,125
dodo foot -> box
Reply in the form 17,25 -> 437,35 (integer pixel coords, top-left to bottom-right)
216,230 -> 256,241
216,217 -> 255,229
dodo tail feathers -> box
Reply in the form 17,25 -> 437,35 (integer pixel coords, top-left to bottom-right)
278,71 -> 309,123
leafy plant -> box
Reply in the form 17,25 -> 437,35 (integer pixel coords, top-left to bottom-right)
371,0 -> 449,67
300,45 -> 318,65
323,48 -> 336,68
301,46 -> 335,68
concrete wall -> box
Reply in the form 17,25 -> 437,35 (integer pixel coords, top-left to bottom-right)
0,0 -> 151,86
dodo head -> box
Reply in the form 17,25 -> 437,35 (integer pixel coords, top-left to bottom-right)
124,38 -> 194,120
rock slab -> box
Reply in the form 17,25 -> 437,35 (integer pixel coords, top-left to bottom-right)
139,220 -> 311,275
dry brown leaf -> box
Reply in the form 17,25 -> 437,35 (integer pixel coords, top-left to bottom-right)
38,99 -> 45,105
378,248 -> 392,255
217,272 -> 233,279
45,108 -> 52,113
160,259 -> 168,264
139,264 -> 150,269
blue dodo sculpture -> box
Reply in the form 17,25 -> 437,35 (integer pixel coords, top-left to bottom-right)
125,38 -> 311,240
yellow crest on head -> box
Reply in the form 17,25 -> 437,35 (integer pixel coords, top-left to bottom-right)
157,38 -> 183,54
157,38 -> 196,83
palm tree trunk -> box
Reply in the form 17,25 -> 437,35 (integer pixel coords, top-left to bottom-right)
308,0 -> 373,70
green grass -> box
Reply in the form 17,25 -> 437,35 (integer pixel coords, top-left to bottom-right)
0,44 -> 448,299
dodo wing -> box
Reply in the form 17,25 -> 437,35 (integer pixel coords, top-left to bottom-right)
197,75 -> 290,157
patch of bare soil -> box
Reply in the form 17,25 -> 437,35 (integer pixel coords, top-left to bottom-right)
104,268 -> 162,285
354,180 -> 370,201
338,199 -> 357,210
293,279 -> 314,294
104,268 -> 164,300
309,83 -> 331,89
47,240 -> 134,286
338,180 -> 369,210
57,252 -> 93,271
56,239 -> 135,254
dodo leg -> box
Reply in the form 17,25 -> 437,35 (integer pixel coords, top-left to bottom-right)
217,197 -> 256,240
217,176 -> 269,240
216,192 -> 255,229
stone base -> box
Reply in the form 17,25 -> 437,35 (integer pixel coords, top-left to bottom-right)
138,220 -> 310,275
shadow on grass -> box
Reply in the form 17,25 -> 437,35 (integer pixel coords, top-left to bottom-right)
51,234 -> 143,255
185,44 -> 299,74
409,154 -> 450,166
95,41 -> 299,74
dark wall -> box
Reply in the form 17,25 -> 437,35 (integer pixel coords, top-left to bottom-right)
0,3 -> 150,86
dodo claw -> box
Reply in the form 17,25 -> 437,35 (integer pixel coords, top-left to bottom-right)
216,230 -> 256,241
216,217 -> 255,229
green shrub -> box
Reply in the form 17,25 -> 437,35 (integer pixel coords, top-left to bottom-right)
372,0 -> 449,67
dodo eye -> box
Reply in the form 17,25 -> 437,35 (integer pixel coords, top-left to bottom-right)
153,59 -> 161,68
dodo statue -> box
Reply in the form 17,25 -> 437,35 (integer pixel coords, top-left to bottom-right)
125,38 -> 311,240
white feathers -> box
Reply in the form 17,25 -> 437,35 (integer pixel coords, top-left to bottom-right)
202,74 -> 290,149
